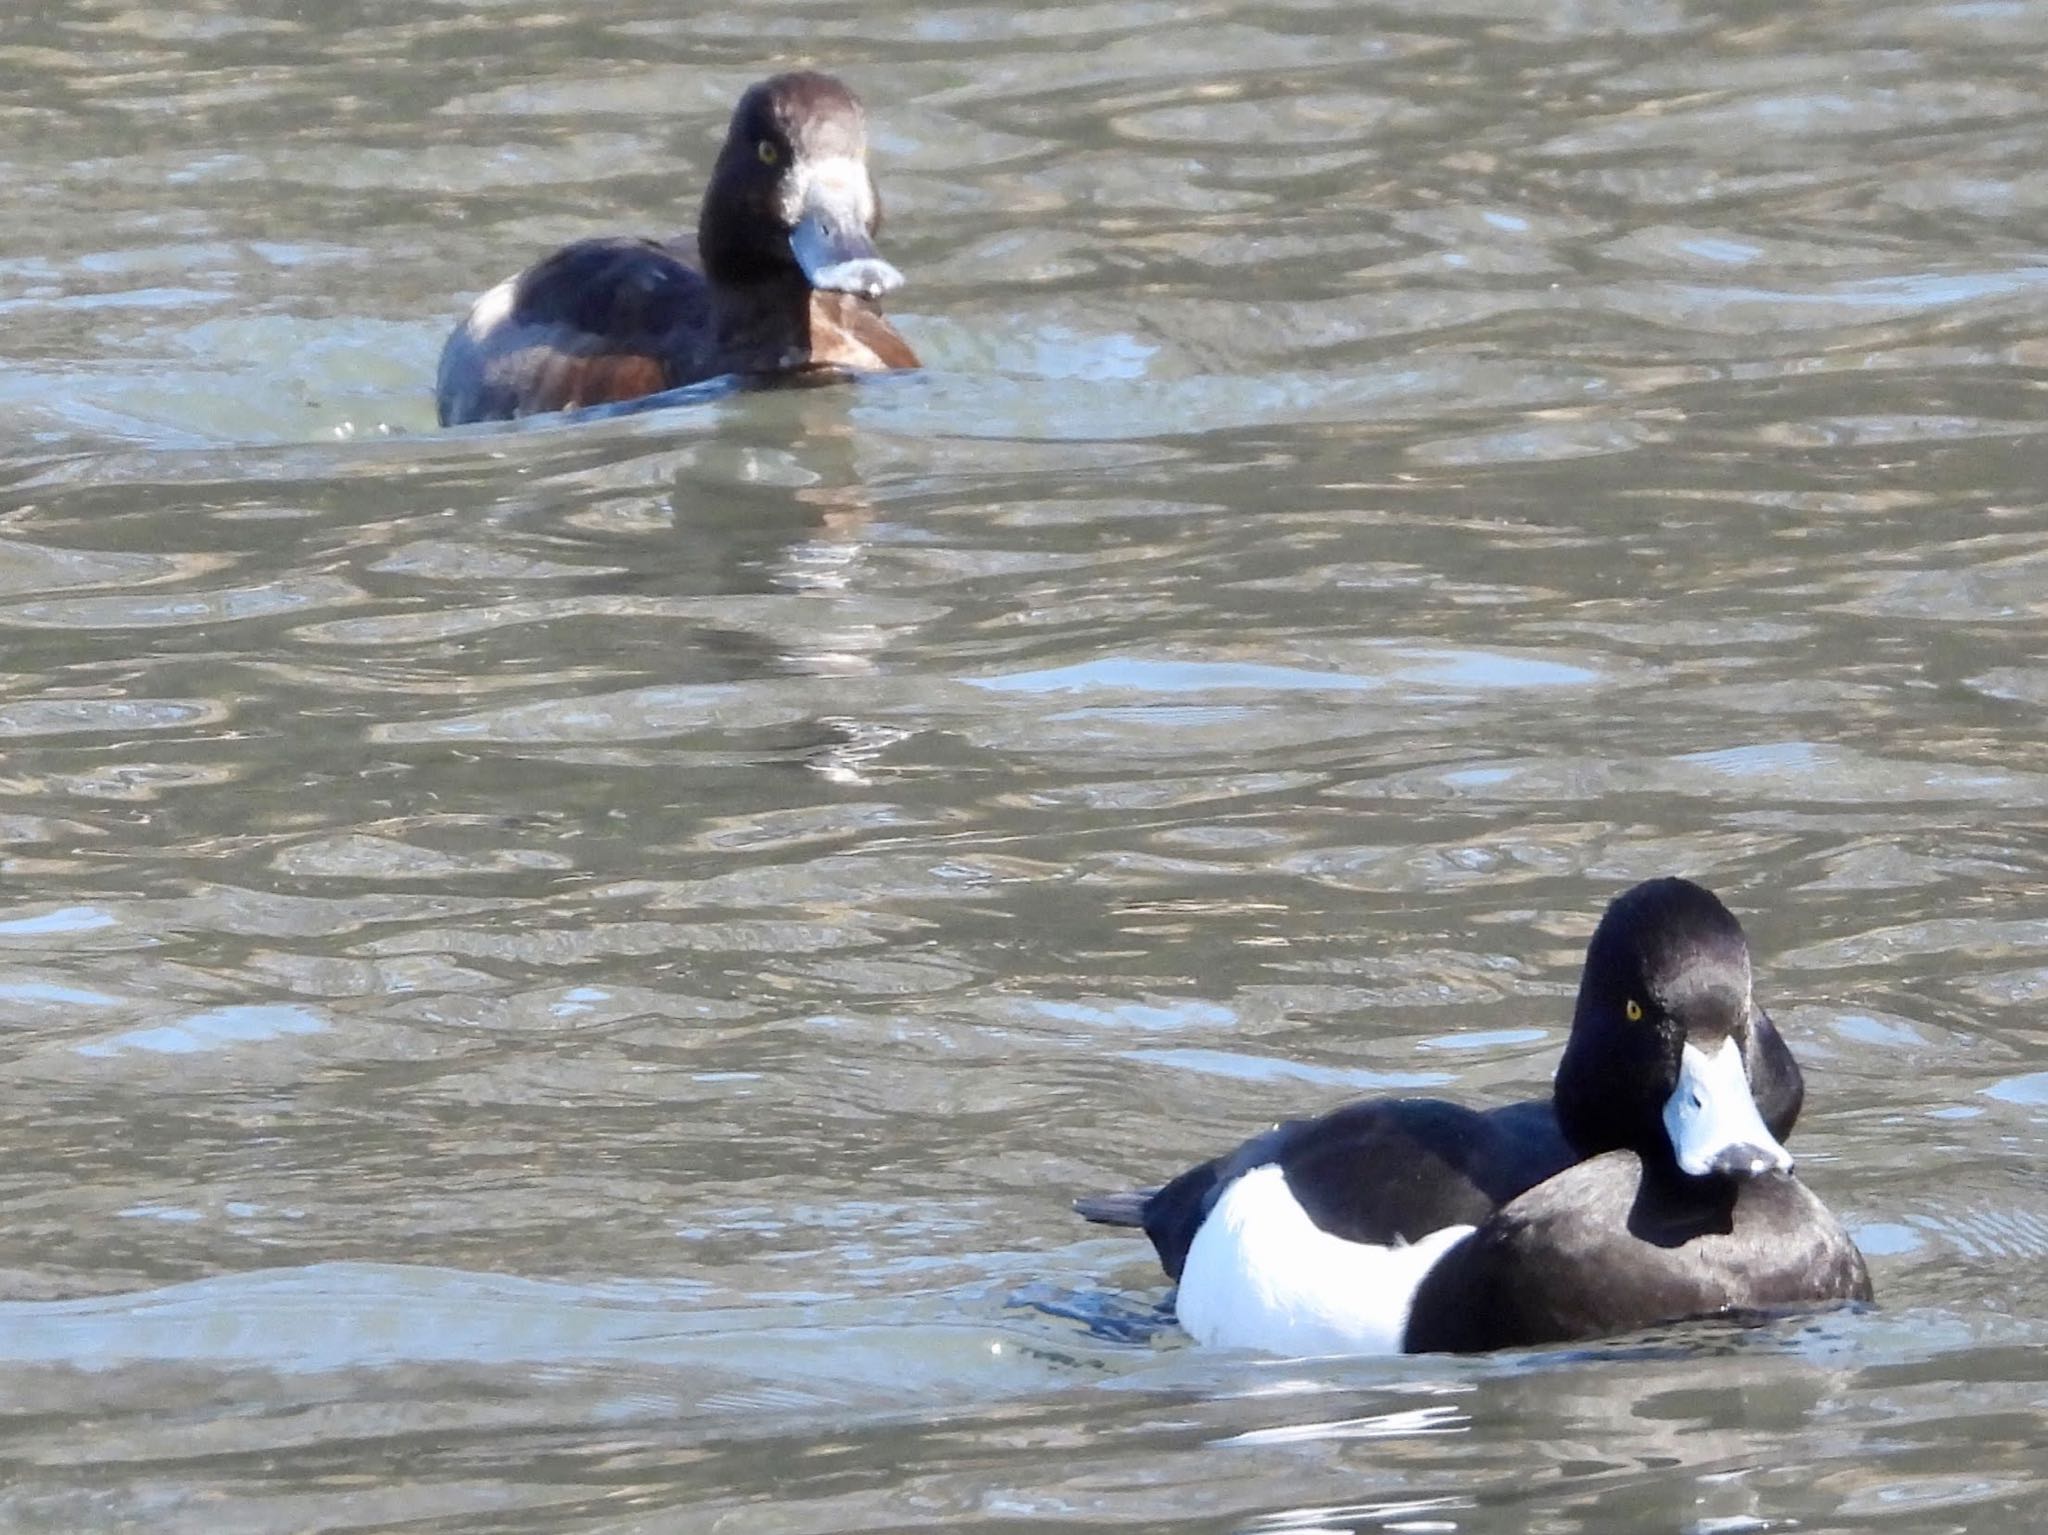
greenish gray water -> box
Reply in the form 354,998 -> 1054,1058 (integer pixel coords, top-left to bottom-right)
0,1 -> 2044,1529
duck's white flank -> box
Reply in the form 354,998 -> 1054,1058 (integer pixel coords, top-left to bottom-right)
464,277 -> 518,341
1174,1163 -> 1475,1356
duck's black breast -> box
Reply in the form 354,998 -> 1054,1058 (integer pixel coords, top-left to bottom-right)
436,237 -> 711,425
1136,1096 -> 1577,1280
1402,1151 -> 1873,1353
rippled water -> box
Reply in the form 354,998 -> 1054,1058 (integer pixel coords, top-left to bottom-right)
0,0 -> 2045,1528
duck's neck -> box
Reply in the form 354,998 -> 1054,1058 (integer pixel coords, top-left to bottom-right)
707,275 -> 821,375
1552,1020 -> 1628,1160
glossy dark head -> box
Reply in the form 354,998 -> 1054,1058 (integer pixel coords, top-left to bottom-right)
697,72 -> 903,299
1553,878 -> 1798,1180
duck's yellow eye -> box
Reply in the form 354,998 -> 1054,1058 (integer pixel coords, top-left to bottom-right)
1625,998 -> 1644,1022
756,140 -> 779,166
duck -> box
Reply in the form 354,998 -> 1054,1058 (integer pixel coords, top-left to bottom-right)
1074,877 -> 1871,1354
436,71 -> 917,426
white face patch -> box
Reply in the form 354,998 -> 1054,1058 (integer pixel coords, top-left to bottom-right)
463,277 -> 518,342
1174,1164 -> 1474,1357
784,153 -> 901,298
1663,1037 -> 1793,1178
786,154 -> 875,229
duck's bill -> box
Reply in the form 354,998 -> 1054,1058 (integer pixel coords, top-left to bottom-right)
1663,1037 -> 1795,1179
790,175 -> 903,299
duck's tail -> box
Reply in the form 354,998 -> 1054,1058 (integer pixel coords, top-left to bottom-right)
1072,1189 -> 1154,1227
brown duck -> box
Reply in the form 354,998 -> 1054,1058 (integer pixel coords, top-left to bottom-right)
436,71 -> 917,425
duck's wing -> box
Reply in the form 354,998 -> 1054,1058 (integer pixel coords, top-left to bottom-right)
1250,1099 -> 1573,1252
436,237 -> 711,425
1080,1098 -> 1576,1282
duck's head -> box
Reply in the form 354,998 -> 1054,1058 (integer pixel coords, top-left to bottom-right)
697,71 -> 904,300
1554,878 -> 1801,1180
